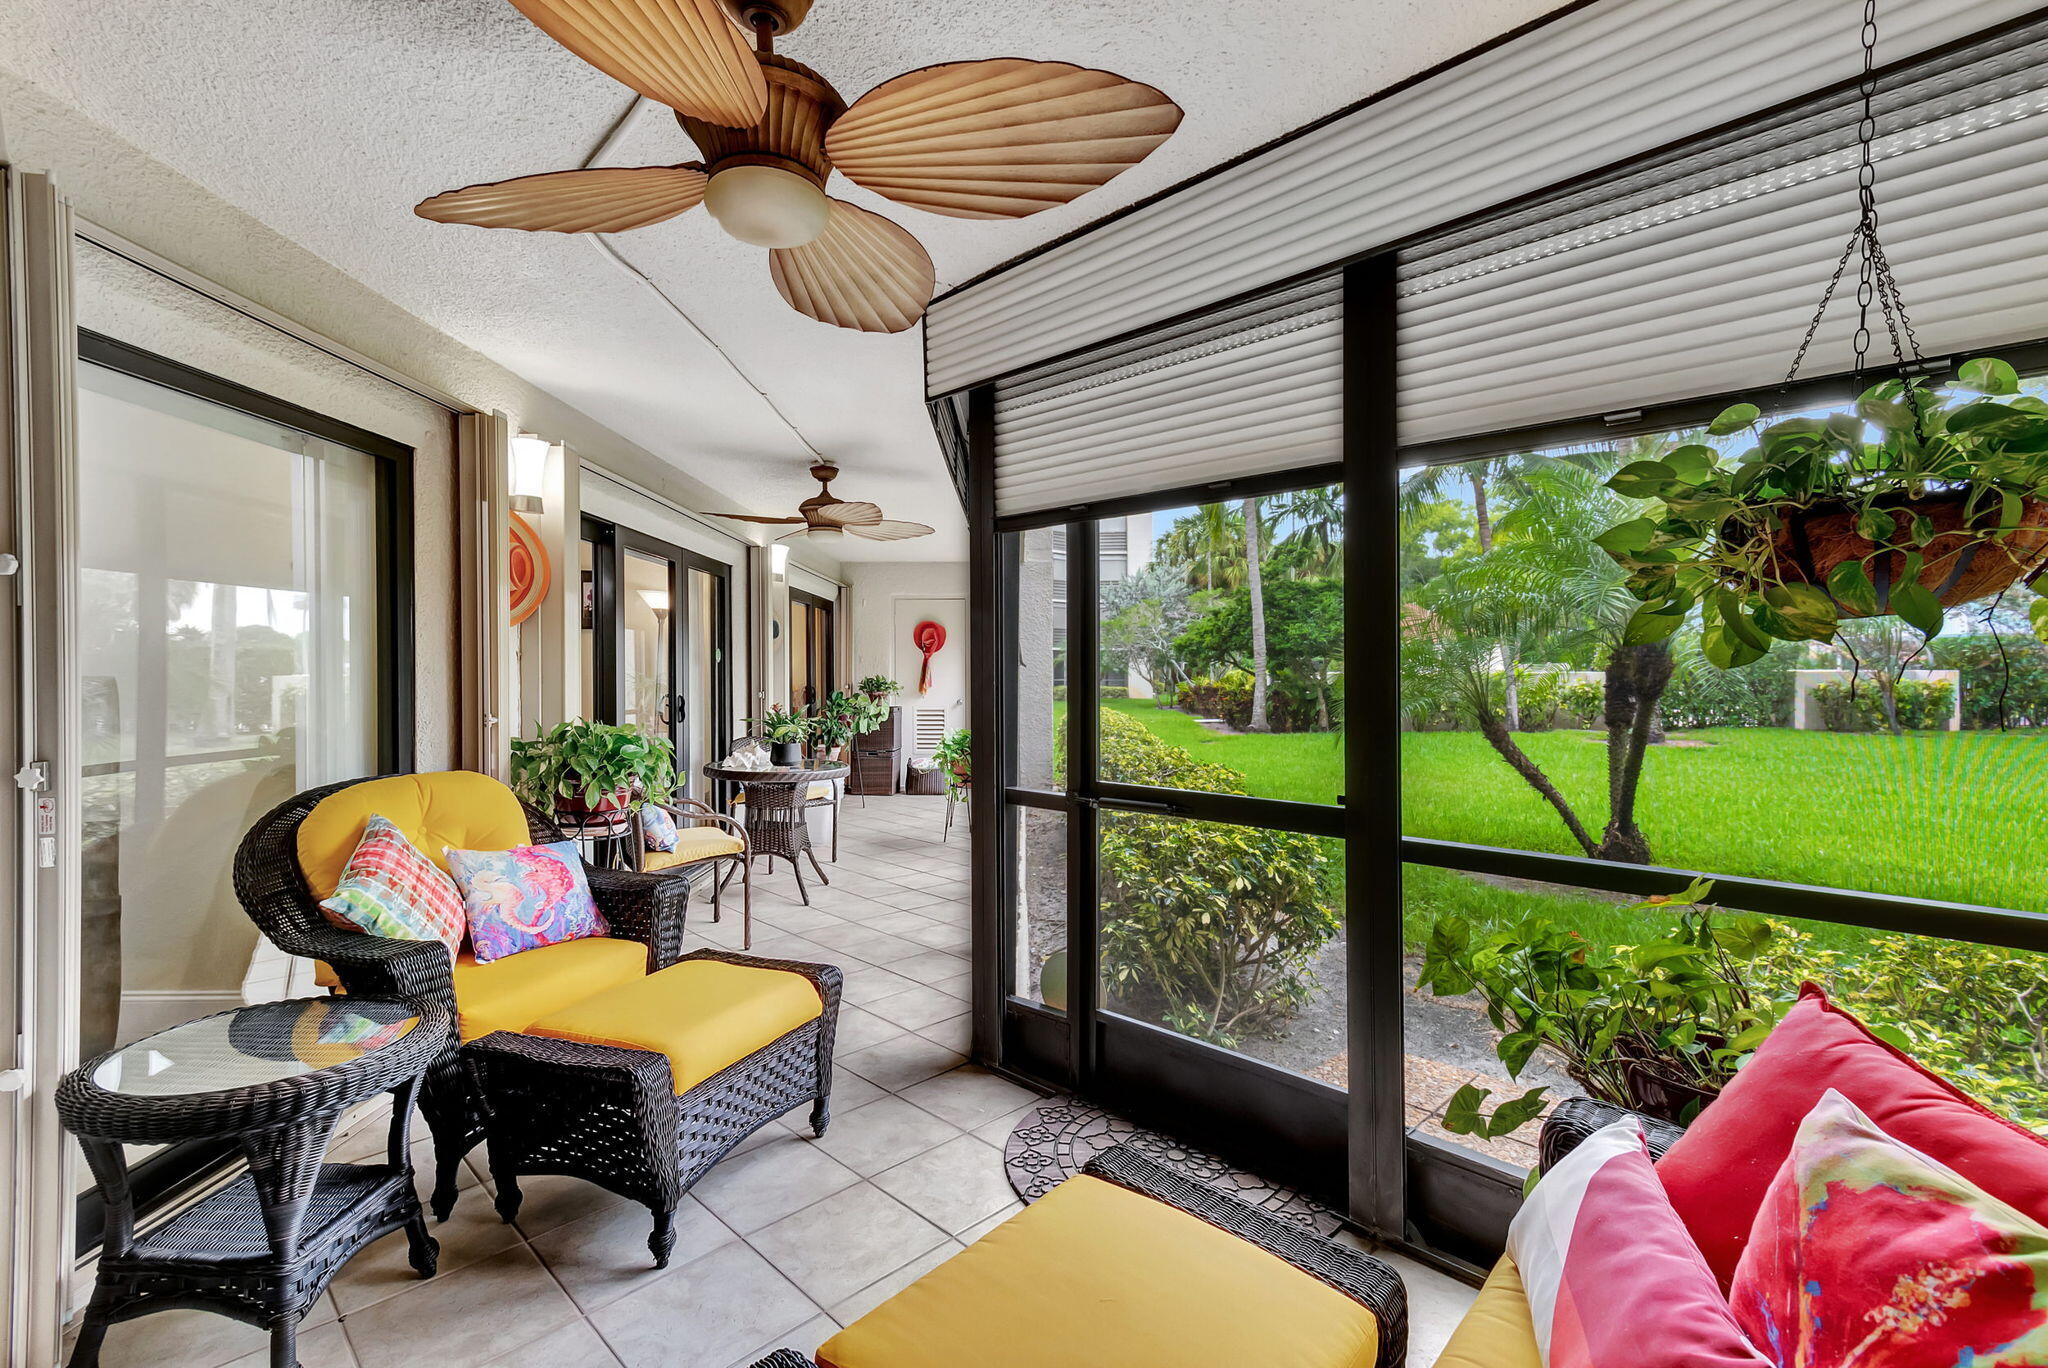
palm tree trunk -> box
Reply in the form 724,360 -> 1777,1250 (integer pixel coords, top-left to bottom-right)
1243,498 -> 1271,732
1593,642 -> 1674,863
1472,474 -> 1523,732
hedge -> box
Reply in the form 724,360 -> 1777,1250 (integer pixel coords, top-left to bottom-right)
1812,678 -> 1954,732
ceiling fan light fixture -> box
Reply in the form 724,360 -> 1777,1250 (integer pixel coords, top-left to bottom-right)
703,165 -> 830,248
806,523 -> 844,541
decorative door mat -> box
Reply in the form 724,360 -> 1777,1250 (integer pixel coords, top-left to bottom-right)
1002,1096 -> 1344,1237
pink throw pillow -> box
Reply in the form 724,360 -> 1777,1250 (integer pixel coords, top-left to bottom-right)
1508,1115 -> 1769,1368
316,814 -> 464,955
1730,1090 -> 2048,1366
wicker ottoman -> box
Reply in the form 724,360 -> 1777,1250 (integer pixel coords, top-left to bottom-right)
467,948 -> 841,1267
745,1145 -> 1405,1368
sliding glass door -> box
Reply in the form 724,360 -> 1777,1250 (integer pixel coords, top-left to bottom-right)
789,587 -> 833,710
583,517 -> 729,802
73,332 -> 410,1235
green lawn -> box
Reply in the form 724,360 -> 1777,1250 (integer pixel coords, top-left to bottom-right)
1086,698 -> 2048,951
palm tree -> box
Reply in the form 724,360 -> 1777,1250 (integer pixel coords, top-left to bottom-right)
1155,503 -> 1246,591
1243,496 -> 1271,731
1402,458 -> 1529,727
1267,484 -> 1342,580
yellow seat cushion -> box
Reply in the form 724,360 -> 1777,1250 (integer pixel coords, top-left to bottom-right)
1432,1257 -> 1540,1368
730,782 -> 833,804
297,772 -> 529,900
527,958 -> 822,1094
450,937 -> 649,1044
817,1173 -> 1381,1368
643,828 -> 744,871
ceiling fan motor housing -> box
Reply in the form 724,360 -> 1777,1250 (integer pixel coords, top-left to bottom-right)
722,0 -> 815,35
679,52 -> 844,184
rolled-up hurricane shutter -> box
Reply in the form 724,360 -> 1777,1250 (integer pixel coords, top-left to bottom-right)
925,0 -> 2034,398
991,276 -> 1339,519
1395,15 -> 2048,450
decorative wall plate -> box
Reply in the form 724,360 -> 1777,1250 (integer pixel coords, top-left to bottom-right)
510,512 -> 551,626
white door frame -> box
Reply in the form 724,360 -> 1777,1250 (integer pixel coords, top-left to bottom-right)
6,164 -> 83,1368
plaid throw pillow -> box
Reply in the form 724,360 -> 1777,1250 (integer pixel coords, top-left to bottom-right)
317,814 -> 465,955
643,803 -> 679,853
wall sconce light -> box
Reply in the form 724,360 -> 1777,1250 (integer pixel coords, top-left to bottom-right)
509,433 -> 551,514
771,543 -> 789,580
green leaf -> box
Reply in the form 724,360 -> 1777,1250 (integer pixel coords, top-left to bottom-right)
1960,357 -> 2020,395
1622,603 -> 1686,645
1593,518 -> 1658,556
1484,1087 -> 1552,1138
1761,582 -> 1838,638
1857,391 -> 1915,433
1826,560 -> 1880,616
1891,578 -> 1944,637
1856,507 -> 1898,544
1701,620 -> 1767,670
1607,460 -> 1678,499
1707,402 -> 1760,436
1661,445 -> 1718,482
1439,1084 -> 1492,1136
1497,1030 -> 1543,1077
2029,597 -> 2048,644
1947,400 -> 2016,434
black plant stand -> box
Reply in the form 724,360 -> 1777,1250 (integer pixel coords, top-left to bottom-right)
57,996 -> 448,1368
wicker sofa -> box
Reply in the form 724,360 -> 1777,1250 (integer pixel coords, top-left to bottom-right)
232,772 -> 698,1219
747,1144 -> 1406,1368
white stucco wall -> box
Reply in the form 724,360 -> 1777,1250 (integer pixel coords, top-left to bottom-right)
845,561 -> 970,690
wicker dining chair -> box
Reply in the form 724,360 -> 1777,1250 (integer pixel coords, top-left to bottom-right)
633,797 -> 752,949
231,774 -> 696,1221
724,734 -> 842,862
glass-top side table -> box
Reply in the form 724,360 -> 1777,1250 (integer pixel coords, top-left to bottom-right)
57,996 -> 449,1368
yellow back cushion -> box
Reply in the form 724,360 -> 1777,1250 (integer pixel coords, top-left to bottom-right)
297,773 -> 530,900
1432,1257 -> 1541,1368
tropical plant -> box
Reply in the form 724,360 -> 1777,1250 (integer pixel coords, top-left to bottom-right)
1597,359 -> 2048,679
932,726 -> 971,780
1174,579 -> 1344,730
1093,709 -> 1338,1043
510,719 -> 676,810
1405,445 -> 1683,862
1099,563 -> 1201,694
855,674 -> 900,698
1417,878 -> 1791,1137
748,706 -> 808,744
806,692 -> 862,750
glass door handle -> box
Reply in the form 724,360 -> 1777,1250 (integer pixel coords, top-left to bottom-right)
1083,795 -> 1182,816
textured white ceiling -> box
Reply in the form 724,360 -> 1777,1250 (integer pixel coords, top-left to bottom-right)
0,0 -> 1559,561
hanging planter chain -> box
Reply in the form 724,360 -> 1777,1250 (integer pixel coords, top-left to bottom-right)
1785,0 -> 1925,385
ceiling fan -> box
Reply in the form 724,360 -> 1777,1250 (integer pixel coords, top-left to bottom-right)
699,461 -> 934,542
414,0 -> 1183,333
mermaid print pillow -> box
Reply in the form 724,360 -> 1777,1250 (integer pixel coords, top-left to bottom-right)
444,839 -> 607,963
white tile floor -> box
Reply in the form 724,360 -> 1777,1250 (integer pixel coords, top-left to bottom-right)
75,793 -> 1476,1368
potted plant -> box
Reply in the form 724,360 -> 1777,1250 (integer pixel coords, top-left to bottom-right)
931,727 -> 971,790
806,692 -> 860,763
1596,358 -> 2048,673
856,674 -> 900,704
749,706 -> 808,767
1416,879 -> 1791,1138
510,719 -> 676,818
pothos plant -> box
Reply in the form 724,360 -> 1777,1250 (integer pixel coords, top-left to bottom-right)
1417,879 -> 1792,1139
510,719 -> 676,811
1596,358 -> 2048,671
747,706 -> 809,744
805,692 -> 862,751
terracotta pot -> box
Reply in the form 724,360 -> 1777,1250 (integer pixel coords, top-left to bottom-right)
948,759 -> 970,781
554,786 -> 632,818
769,740 -> 802,767
1769,492 -> 2048,615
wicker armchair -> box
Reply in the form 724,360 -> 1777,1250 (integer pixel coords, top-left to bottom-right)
632,797 -> 752,948
1537,1096 -> 1686,1170
232,774 -> 697,1220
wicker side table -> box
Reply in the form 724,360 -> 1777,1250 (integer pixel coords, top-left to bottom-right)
57,996 -> 448,1368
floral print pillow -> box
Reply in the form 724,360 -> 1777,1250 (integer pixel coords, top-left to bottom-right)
642,803 -> 679,853
1730,1088 -> 2048,1368
444,839 -> 607,963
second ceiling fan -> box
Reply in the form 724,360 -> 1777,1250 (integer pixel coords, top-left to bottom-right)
415,0 -> 1184,333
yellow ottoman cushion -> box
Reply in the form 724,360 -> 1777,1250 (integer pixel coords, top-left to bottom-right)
297,772 -> 529,899
643,828 -> 744,871
527,958 -> 823,1093
817,1172 -> 1381,1368
451,937 -> 649,1043
1433,1257 -> 1540,1368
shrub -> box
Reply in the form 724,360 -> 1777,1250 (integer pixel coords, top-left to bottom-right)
1093,710 -> 1339,1044
1176,676 -> 1319,732
1557,679 -> 1605,726
1048,685 -> 1129,704
1928,633 -> 2048,729
1753,926 -> 2048,1128
1812,678 -> 1954,731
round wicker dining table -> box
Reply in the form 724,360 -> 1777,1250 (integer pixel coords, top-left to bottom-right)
57,995 -> 446,1368
703,758 -> 849,905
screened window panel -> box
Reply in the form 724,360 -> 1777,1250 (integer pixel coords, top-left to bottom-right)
992,278 -> 1339,518
1395,18 -> 2048,447
925,0 -> 2033,396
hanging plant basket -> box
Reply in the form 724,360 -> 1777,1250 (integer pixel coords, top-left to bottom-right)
1771,491 -> 2048,617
